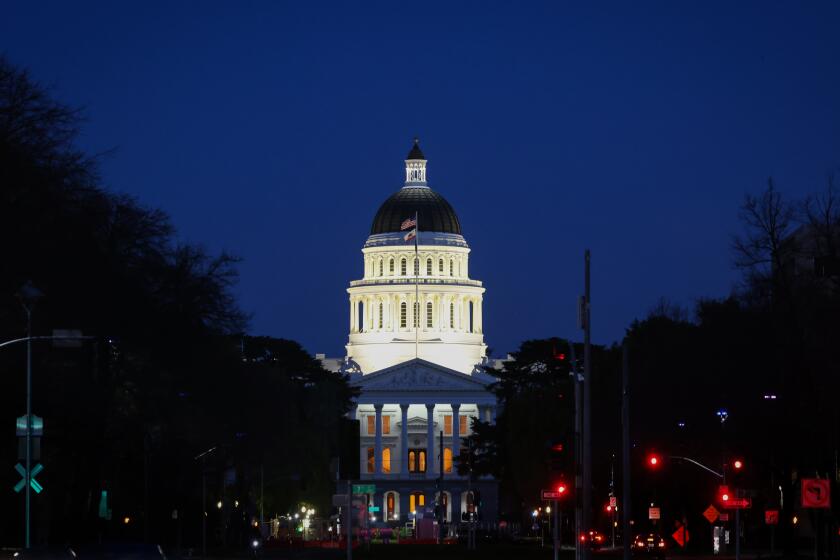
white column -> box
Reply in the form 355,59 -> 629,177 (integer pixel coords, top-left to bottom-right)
400,404 -> 409,477
451,403 -> 461,461
374,404 -> 383,475
426,404 -> 436,480
349,297 -> 355,333
477,297 -> 483,333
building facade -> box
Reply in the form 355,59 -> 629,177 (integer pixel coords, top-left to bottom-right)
322,140 -> 500,526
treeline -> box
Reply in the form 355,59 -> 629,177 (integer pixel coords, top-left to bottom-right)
0,57 -> 356,548
464,182 -> 840,551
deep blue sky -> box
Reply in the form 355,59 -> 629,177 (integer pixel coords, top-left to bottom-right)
5,2 -> 839,357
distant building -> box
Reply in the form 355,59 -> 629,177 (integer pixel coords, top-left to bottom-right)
318,140 -> 504,526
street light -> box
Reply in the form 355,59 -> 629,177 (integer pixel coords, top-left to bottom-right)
17,281 -> 42,550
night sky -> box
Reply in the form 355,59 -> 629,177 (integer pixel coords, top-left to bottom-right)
4,2 -> 839,358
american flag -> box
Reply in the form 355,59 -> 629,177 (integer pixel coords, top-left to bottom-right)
400,217 -> 417,231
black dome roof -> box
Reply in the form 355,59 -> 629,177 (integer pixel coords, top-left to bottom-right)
370,187 -> 462,235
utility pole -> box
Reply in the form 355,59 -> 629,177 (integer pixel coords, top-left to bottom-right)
622,340 -> 631,560
570,343 -> 583,560
583,250 -> 593,560
553,500 -> 559,560
346,479 -> 352,560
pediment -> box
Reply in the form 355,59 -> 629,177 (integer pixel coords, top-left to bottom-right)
351,358 -> 496,393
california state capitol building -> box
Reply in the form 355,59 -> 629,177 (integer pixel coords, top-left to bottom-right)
318,139 -> 503,528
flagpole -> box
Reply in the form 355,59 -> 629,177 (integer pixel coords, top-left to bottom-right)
414,211 -> 419,360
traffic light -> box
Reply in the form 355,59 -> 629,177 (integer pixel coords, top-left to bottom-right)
718,485 -> 731,504
732,459 -> 744,471
556,483 -> 567,496
548,440 -> 565,471
646,453 -> 662,469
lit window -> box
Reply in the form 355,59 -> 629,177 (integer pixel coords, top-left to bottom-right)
450,303 -> 455,328
389,258 -> 394,274
383,415 -> 391,435
387,493 -> 395,518
367,416 -> 375,435
409,493 -> 425,512
414,301 -> 419,327
426,301 -> 433,328
444,415 -> 453,436
439,259 -> 444,272
367,448 -> 375,473
460,415 -> 468,435
450,260 -> 454,276
414,258 -> 419,276
426,258 -> 432,275
379,260 -> 383,276
383,448 -> 391,473
378,303 -> 383,329
409,449 -> 427,473
400,302 -> 407,328
401,258 -> 406,276
444,448 -> 453,473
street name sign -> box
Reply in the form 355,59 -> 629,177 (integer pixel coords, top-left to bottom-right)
801,479 -> 830,508
541,490 -> 565,500
722,497 -> 751,509
352,484 -> 375,494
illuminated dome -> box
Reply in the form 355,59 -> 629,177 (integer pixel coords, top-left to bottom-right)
369,139 -> 462,235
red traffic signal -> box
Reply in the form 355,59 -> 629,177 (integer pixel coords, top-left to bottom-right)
732,459 -> 744,470
647,453 -> 662,468
556,484 -> 567,495
718,485 -> 731,504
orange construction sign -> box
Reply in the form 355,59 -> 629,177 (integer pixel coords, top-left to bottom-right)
703,505 -> 720,523
672,526 -> 689,548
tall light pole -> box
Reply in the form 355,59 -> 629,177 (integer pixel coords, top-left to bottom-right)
194,446 -> 218,558
17,281 -> 42,550
582,250 -> 592,560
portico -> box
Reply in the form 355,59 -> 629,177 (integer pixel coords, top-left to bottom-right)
349,358 -> 498,522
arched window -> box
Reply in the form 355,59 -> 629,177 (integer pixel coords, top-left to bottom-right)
378,259 -> 383,276
400,302 -> 407,328
401,258 -> 407,276
413,257 -> 419,276
444,448 -> 453,473
426,301 -> 433,328
450,302 -> 455,328
389,258 -> 394,274
379,302 -> 384,329
449,259 -> 454,276
409,492 -> 426,513
468,300 -> 473,333
439,259 -> 444,273
426,258 -> 432,275
386,493 -> 396,520
413,301 -> 419,327
382,448 -> 391,473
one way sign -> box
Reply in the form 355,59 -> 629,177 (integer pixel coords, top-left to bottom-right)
801,479 -> 830,508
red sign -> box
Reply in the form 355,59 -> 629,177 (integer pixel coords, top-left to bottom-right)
719,513 -> 730,521
672,526 -> 689,548
542,490 -> 565,500
765,510 -> 779,525
801,479 -> 831,508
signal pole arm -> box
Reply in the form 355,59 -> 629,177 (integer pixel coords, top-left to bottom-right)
670,456 -> 724,479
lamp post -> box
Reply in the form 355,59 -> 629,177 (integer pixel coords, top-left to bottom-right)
17,281 -> 42,550
194,445 -> 218,558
